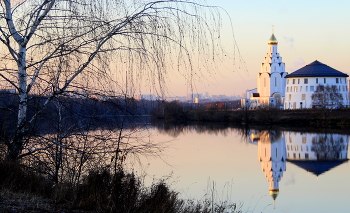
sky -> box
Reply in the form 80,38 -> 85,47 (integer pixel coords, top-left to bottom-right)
164,0 -> 350,97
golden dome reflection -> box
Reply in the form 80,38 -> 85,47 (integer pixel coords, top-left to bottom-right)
270,189 -> 279,200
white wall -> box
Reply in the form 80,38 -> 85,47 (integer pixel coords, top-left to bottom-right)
284,77 -> 348,109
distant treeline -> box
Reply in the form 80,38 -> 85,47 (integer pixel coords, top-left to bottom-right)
150,100 -> 350,129
0,92 -> 155,136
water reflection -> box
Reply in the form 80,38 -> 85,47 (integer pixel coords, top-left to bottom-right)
285,132 -> 349,176
249,130 -> 286,202
248,129 -> 349,202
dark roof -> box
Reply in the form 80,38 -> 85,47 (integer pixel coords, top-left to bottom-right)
285,60 -> 349,78
287,159 -> 348,176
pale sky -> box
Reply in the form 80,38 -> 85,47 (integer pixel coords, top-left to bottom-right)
165,0 -> 350,97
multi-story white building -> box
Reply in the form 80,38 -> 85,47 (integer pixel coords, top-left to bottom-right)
242,33 -> 287,109
284,61 -> 349,109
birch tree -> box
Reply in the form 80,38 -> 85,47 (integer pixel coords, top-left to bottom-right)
0,0 -> 231,162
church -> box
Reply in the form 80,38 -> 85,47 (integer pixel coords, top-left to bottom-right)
242,33 -> 287,109
242,33 -> 349,109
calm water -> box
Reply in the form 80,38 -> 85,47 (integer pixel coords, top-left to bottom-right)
130,124 -> 350,213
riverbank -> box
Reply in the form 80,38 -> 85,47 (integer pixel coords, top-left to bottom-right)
0,162 -> 238,213
191,108 -> 350,128
151,102 -> 350,129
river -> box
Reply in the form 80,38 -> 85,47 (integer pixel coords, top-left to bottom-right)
129,123 -> 350,213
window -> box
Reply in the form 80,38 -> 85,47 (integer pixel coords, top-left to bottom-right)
324,78 -> 326,83
286,87 -> 289,92
316,78 -> 318,84
294,86 -> 298,92
340,78 -> 342,83
300,86 -> 302,92
305,153 -> 309,159
298,79 -> 300,84
293,79 -> 295,84
293,102 -> 296,109
275,77 -> 277,87
310,86 -> 314,92
287,79 -> 289,84
289,94 -> 292,101
304,78 -> 308,84
302,137 -> 306,143
306,86 -> 308,92
336,78 -> 339,83
275,148 -> 278,157
302,94 -> 306,100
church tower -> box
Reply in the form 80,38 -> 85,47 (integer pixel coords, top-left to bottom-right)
256,32 -> 287,107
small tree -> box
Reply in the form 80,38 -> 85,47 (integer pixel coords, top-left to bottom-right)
311,85 -> 343,108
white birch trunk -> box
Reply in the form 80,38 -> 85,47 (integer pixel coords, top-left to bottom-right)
17,45 -> 27,128
5,45 -> 27,161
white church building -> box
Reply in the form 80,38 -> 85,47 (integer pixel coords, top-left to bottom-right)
242,33 -> 287,109
242,33 -> 349,109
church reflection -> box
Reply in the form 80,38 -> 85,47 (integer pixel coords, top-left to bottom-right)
249,130 -> 286,202
248,130 -> 349,201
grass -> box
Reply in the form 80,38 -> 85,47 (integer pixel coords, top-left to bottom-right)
0,162 -> 241,213
0,190 -> 61,213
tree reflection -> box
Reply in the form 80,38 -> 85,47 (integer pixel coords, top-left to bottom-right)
150,120 -> 248,138
312,134 -> 346,160
20,125 -> 165,186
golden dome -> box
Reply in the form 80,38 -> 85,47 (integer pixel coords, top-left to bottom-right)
268,33 -> 278,44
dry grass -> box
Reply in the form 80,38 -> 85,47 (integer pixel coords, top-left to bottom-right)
0,162 -> 241,213
0,190 -> 57,213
